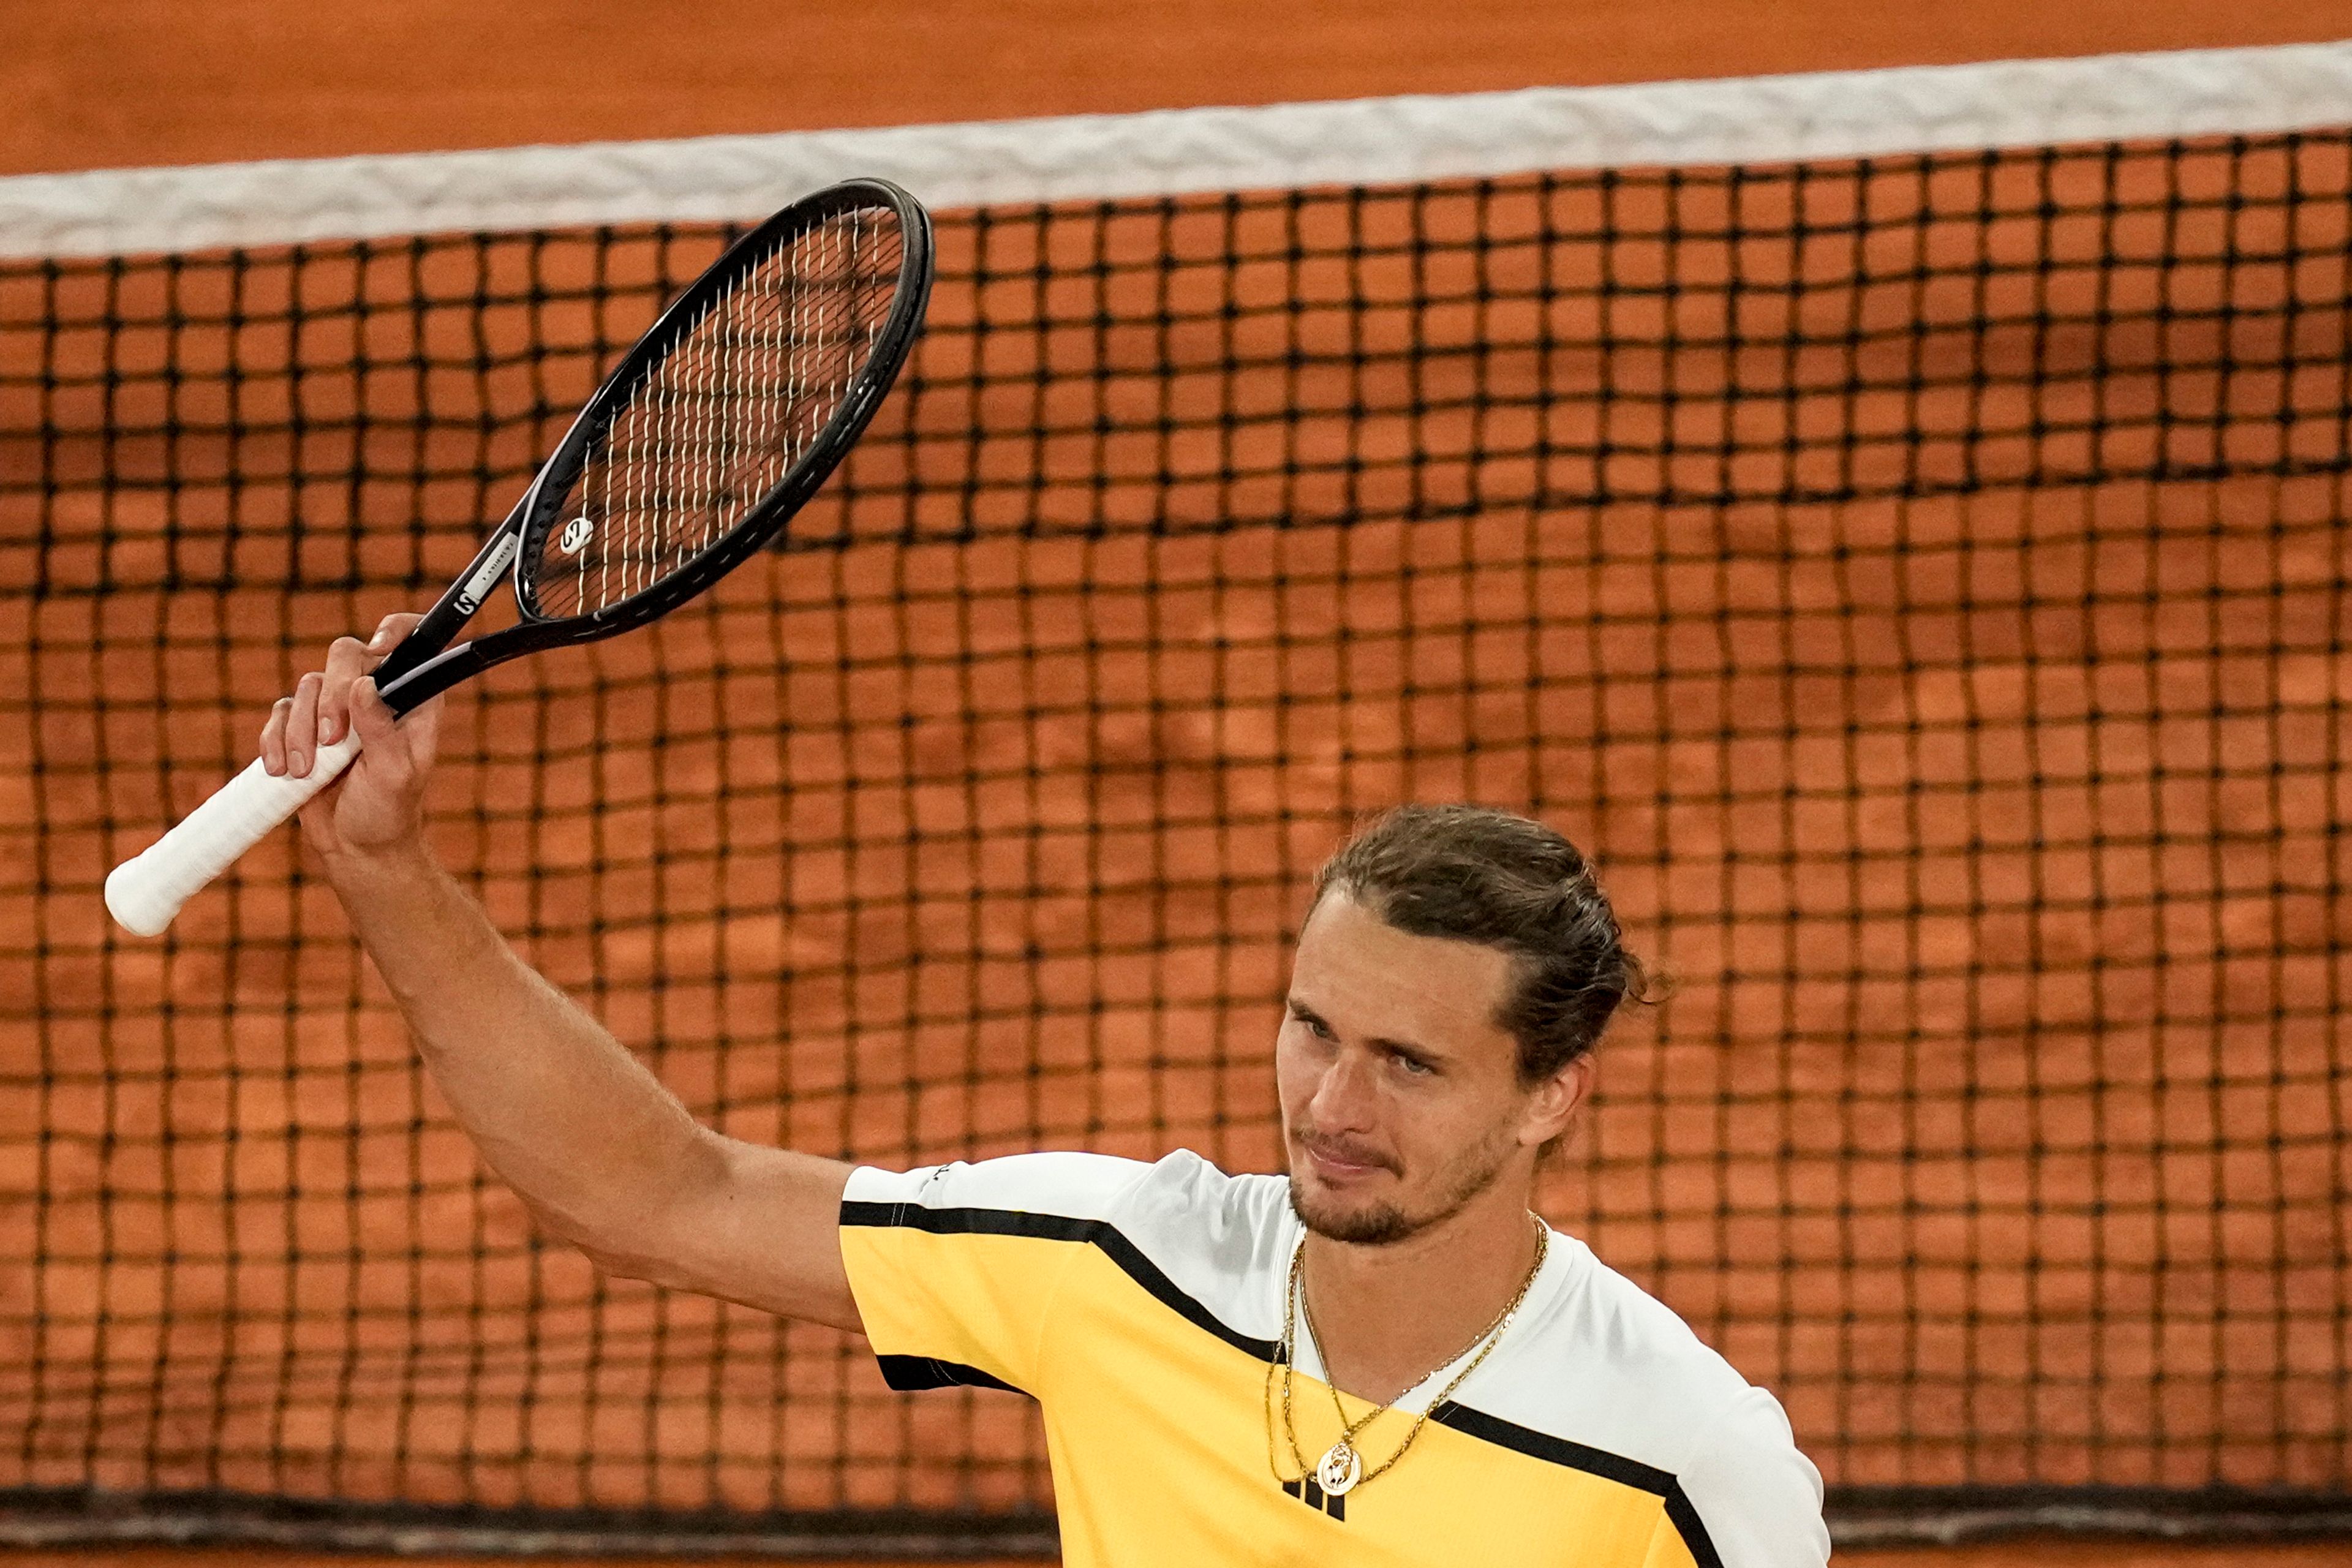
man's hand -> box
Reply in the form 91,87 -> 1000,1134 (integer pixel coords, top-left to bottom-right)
257,612 -> 442,859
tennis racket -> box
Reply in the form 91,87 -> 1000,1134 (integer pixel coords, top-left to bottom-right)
105,178 -> 934,937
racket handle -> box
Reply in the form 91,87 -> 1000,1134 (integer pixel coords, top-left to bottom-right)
104,733 -> 364,937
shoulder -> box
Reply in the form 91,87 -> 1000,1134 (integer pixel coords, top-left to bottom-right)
1113,1147 -> 1291,1278
1458,1238 -> 1827,1566
843,1148 -> 1156,1225
843,1147 -> 1287,1262
1523,1243 -> 1807,1474
847,1147 -> 1290,1346
1477,1239 -> 1756,1430
1114,1145 -> 1289,1236
1559,1243 -> 1758,1430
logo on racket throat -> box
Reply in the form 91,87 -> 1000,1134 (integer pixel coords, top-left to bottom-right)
453,530 -> 523,615
557,516 -> 596,555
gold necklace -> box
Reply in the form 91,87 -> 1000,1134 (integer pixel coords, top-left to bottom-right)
1264,1212 -> 1549,1499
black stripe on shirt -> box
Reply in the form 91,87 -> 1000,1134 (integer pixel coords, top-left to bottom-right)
873,1354 -> 1023,1395
844,1197 -> 1720,1562
1662,1487 -> 1729,1568
839,1199 -> 1282,1363
1434,1403 -> 1725,1568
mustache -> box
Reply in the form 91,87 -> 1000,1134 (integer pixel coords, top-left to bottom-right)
1292,1130 -> 1401,1175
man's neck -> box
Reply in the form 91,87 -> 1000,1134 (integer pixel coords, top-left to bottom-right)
1299,1175 -> 1545,1408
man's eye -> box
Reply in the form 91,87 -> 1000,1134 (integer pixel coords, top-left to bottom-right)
1391,1052 -> 1433,1076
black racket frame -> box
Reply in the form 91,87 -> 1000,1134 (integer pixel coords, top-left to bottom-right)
368,177 -> 935,715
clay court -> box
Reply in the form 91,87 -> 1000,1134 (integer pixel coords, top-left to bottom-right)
2,1 -> 2349,1564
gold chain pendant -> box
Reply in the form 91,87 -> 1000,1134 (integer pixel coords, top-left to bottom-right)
1316,1439 -> 1364,1496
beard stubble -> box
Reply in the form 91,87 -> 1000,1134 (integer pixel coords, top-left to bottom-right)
1287,1119 -> 1520,1246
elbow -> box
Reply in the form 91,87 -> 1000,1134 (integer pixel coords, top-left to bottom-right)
558,1205 -> 691,1287
517,1204 -> 639,1278
505,1189 -> 666,1283
574,1235 -> 671,1286
526,1131 -> 734,1291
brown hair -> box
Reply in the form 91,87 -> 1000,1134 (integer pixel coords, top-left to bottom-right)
1312,803 -> 1652,1083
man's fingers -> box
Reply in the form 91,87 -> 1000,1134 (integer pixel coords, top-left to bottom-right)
366,612 -> 427,659
270,612 -> 428,785
350,679 -> 435,800
318,635 -> 372,745
260,696 -> 293,777
285,671 -> 323,777
349,677 -> 402,750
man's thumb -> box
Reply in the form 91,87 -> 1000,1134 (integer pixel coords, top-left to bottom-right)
349,678 -> 399,744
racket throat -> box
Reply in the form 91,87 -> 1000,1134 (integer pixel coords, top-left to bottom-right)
373,641 -> 497,717
372,521 -> 527,693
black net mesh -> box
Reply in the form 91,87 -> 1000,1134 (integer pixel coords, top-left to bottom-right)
1,130 -> 2348,1548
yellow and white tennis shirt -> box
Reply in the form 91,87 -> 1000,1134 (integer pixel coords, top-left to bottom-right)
840,1150 -> 1828,1568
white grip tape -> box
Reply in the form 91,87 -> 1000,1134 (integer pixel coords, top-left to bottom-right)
104,732 -> 363,937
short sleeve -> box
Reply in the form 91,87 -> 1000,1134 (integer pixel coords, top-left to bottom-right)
837,1151 -> 1148,1396
1668,1388 -> 1830,1568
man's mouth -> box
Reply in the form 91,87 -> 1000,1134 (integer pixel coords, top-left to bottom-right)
1297,1136 -> 1393,1180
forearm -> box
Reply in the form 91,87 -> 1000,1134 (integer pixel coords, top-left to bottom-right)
323,840 -> 720,1261
266,644 -> 856,1327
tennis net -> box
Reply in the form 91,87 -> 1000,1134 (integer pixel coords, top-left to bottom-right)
2,41 -> 2349,1551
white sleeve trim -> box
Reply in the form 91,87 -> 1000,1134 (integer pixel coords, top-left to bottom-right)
844,1151 -> 1150,1224
2,40 -> 2346,260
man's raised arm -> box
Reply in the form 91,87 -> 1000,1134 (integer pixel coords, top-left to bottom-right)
264,613 -> 860,1332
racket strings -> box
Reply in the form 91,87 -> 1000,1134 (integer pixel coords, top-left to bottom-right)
530,208 -> 903,619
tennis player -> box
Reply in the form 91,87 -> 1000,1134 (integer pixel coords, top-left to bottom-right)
263,615 -> 1830,1568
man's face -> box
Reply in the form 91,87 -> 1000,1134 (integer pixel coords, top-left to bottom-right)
1276,890 -> 1585,1246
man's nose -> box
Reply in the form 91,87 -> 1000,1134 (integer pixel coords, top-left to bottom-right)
1307,1049 -> 1379,1130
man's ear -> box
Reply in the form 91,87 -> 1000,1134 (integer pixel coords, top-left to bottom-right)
1520,1052 -> 1596,1150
